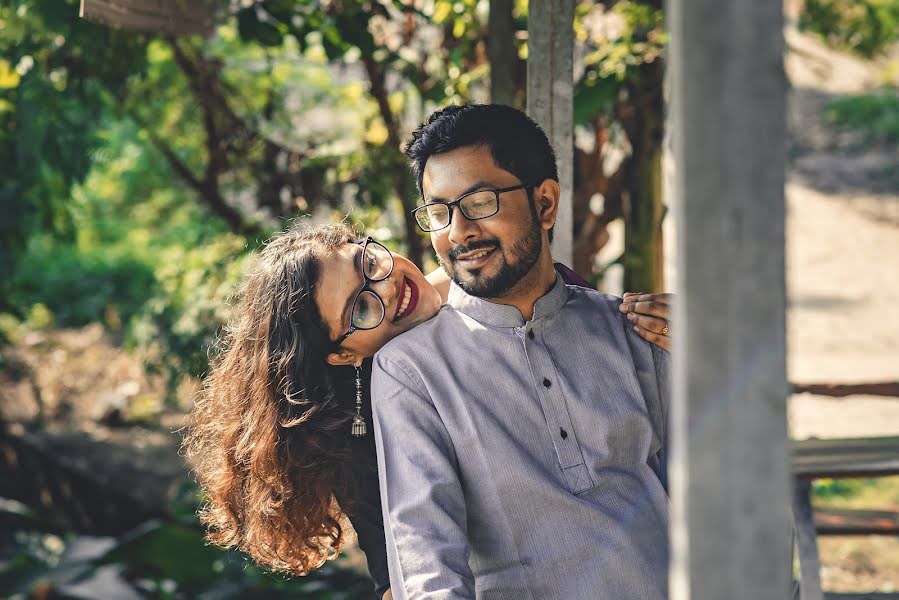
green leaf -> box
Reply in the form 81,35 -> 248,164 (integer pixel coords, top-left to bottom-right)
573,77 -> 619,126
236,7 -> 284,47
0,58 -> 20,89
104,521 -> 225,587
335,13 -> 375,56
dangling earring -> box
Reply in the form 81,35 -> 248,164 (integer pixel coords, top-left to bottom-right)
351,366 -> 367,437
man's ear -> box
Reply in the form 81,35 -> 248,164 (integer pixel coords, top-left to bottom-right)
534,179 -> 560,231
326,350 -> 363,367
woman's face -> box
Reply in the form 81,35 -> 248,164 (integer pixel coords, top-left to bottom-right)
316,240 -> 443,364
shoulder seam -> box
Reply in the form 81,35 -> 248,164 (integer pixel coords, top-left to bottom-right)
376,351 -> 430,400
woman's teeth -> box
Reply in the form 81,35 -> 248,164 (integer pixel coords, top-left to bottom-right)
396,284 -> 413,319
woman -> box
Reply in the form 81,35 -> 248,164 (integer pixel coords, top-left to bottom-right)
184,222 -> 672,599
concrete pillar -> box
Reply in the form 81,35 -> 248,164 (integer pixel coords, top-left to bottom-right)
667,0 -> 792,598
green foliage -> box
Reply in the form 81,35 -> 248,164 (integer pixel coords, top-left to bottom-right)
0,505 -> 374,599
824,88 -> 899,141
800,0 -> 899,58
812,477 -> 899,511
574,1 -> 666,126
812,478 -> 873,500
0,0 -> 148,298
10,237 -> 156,328
129,236 -> 251,391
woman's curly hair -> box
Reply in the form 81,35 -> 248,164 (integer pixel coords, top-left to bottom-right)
183,222 -> 367,575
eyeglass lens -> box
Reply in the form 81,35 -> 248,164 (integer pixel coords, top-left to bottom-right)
362,240 -> 392,280
350,240 -> 392,329
351,291 -> 385,329
417,191 -> 498,231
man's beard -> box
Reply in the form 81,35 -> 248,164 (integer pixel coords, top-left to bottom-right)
441,204 -> 543,298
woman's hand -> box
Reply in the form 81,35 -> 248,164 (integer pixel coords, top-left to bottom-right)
618,292 -> 673,352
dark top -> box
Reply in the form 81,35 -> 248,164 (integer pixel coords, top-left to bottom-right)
340,264 -> 595,599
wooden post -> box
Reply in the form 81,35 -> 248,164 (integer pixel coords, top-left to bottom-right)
526,0 -> 574,266
668,0 -> 792,598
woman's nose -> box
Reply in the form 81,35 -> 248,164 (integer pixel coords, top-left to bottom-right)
371,271 -> 399,308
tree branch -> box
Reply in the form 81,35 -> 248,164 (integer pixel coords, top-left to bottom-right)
127,109 -> 263,238
361,55 -> 426,270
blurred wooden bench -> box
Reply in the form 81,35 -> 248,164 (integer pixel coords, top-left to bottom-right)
813,507 -> 899,536
791,435 -> 899,600
793,435 -> 899,481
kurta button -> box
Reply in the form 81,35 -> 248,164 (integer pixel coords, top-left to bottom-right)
542,378 -> 551,388
560,427 -> 568,439
527,330 -> 535,340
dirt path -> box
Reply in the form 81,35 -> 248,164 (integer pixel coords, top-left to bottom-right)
783,25 -> 899,441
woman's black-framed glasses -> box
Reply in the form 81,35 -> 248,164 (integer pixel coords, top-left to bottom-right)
332,237 -> 394,348
411,184 -> 533,233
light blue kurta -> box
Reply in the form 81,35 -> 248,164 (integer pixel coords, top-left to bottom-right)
371,275 -> 670,600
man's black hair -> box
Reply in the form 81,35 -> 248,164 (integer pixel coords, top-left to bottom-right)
404,104 -> 559,197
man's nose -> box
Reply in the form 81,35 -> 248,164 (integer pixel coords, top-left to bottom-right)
446,205 -> 480,246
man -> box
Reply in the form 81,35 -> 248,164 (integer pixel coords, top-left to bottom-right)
371,104 -> 670,599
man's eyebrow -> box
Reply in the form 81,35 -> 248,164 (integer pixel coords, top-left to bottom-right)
338,246 -> 363,329
425,180 -> 493,204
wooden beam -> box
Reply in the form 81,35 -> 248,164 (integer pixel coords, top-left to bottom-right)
791,381 -> 899,398
668,0 -> 792,598
79,0 -> 217,37
793,479 -> 825,600
526,0 -> 574,266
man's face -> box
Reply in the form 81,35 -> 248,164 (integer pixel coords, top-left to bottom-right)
422,145 -> 543,298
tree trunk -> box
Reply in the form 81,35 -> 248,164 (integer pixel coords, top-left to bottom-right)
620,61 -> 665,293
488,0 -> 519,107
572,115 -> 626,281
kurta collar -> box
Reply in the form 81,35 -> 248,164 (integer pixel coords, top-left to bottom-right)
447,273 -> 570,327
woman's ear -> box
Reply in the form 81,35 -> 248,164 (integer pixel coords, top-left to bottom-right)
326,350 -> 363,367
534,179 -> 560,231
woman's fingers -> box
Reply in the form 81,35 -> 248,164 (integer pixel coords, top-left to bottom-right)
618,298 -> 671,320
625,313 -> 670,336
633,324 -> 671,351
621,292 -> 674,351
622,292 -> 674,304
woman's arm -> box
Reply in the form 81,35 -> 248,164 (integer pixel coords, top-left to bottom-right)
619,292 -> 673,352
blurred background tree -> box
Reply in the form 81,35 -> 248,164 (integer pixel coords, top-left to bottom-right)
2,0 -> 672,386
799,0 -> 899,58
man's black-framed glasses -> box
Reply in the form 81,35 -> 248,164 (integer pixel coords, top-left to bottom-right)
411,184 -> 533,233
332,237 -> 394,348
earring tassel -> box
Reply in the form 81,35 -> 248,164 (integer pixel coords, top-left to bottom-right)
351,365 -> 367,438
352,414 -> 367,437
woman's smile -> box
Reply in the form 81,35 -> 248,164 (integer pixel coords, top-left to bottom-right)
393,276 -> 419,322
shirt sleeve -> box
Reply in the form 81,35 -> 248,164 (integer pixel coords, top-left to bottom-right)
650,343 -> 671,492
371,351 -> 475,600
619,301 -> 671,493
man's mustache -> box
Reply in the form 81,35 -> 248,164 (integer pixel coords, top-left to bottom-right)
447,239 -> 500,261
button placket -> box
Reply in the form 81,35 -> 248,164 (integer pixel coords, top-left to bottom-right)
530,334 -> 588,459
